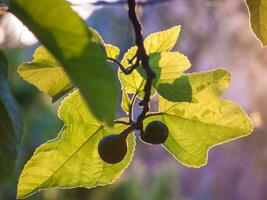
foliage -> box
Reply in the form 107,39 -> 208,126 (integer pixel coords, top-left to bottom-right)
246,0 -> 267,46
9,0 -> 119,125
17,91 -> 135,199
1,0 -> 266,198
119,26 -> 192,102
16,25 -> 253,198
144,69 -> 252,167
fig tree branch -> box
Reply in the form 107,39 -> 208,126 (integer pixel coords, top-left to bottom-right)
69,0 -> 174,7
145,112 -> 163,118
107,57 -> 140,75
114,120 -> 132,125
127,0 -> 156,130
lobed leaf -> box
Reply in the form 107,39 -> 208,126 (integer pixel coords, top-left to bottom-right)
10,0 -> 119,125
18,46 -> 73,102
18,43 -> 120,102
120,25 -> 181,69
120,26 -> 181,69
145,69 -> 253,167
118,26 -> 192,102
17,91 -> 135,199
119,52 -> 192,101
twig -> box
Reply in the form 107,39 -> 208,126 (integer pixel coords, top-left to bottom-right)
127,0 -> 156,130
69,0 -> 174,7
107,57 -> 140,75
114,120 -> 132,125
144,112 -> 163,118
127,52 -> 138,65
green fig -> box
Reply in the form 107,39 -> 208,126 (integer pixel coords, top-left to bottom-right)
140,121 -> 169,144
98,133 -> 128,164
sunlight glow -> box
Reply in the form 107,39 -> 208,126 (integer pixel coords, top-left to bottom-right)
1,0 -> 99,47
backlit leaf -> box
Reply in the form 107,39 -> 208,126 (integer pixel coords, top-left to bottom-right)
17,90 -> 135,199
18,43 -> 120,102
246,0 -> 267,46
119,52 -> 192,101
18,46 -> 73,102
121,89 -> 131,113
144,25 -> 181,54
105,44 -> 120,59
10,0 -> 119,125
144,69 -> 253,167
119,26 -> 191,102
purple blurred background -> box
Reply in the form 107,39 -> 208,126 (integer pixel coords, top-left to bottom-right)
1,0 -> 267,199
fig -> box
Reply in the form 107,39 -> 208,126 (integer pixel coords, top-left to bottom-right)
98,133 -> 128,164
140,121 -> 169,144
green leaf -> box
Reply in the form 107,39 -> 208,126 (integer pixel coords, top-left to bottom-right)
144,25 -> 181,54
18,43 -> 120,102
118,66 -> 145,97
17,90 -> 135,199
118,26 -> 191,102
105,44 -> 120,59
0,50 -> 22,183
246,0 -> 267,46
119,52 -> 192,101
157,75 -> 192,102
10,0 -> 119,125
18,46 -> 73,102
121,89 -> 131,113
145,69 -> 253,167
138,52 -> 192,102
120,25 -> 181,69
148,52 -> 190,84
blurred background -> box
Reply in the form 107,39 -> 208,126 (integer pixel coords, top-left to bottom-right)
1,0 -> 267,199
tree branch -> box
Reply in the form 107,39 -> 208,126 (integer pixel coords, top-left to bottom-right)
107,57 -> 140,75
127,0 -> 156,130
114,120 -> 132,125
69,0 -> 174,7
144,112 -> 163,118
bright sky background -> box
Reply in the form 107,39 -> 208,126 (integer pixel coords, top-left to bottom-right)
0,0 -> 107,46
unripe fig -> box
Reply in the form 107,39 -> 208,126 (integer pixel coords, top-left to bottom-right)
140,121 -> 169,144
98,133 -> 128,164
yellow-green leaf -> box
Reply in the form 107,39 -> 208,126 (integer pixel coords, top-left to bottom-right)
18,43 -> 120,102
118,25 -> 191,101
121,89 -> 131,113
144,25 -> 181,54
10,0 -> 119,125
118,45 -> 145,97
18,46 -> 73,102
145,69 -> 253,167
120,25 -> 181,69
147,52 -> 191,85
119,51 -> 191,101
17,90 -> 135,199
105,44 -> 120,59
246,0 -> 267,46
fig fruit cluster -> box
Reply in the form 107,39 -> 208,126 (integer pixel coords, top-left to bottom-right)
98,121 -> 169,164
